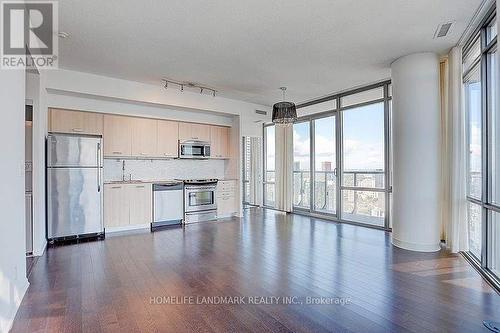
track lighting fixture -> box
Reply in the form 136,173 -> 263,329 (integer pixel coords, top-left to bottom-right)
162,79 -> 216,97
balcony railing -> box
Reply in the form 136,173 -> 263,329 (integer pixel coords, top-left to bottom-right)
293,170 -> 385,224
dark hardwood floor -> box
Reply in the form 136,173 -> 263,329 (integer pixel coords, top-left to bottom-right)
11,208 -> 500,332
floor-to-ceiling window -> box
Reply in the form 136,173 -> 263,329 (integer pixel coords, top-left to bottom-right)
463,7 -> 499,287
263,124 -> 276,207
291,82 -> 391,229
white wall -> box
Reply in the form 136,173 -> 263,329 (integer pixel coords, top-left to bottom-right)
26,72 -> 47,257
0,70 -> 29,332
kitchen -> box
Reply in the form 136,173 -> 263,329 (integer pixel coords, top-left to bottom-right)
46,107 -> 241,241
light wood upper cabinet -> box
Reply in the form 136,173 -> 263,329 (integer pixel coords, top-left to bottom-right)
157,120 -> 179,157
178,122 -> 210,142
103,115 -> 132,156
210,126 -> 230,159
49,108 -> 103,135
104,184 -> 129,228
131,118 -> 157,157
128,184 -> 152,225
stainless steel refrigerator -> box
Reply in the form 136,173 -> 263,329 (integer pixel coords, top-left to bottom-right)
47,133 -> 104,241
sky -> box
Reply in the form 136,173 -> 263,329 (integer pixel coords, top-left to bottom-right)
291,102 -> 385,172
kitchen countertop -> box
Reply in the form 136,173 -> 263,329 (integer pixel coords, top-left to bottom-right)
104,180 -> 179,185
104,178 -> 238,185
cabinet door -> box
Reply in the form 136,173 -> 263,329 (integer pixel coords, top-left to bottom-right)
179,122 -> 210,141
219,127 -> 230,158
210,126 -> 230,158
178,122 -> 192,141
103,115 -> 132,156
128,184 -> 152,226
192,123 -> 210,141
131,118 -> 157,157
104,185 -> 129,228
157,120 -> 179,157
210,126 -> 221,157
49,109 -> 103,135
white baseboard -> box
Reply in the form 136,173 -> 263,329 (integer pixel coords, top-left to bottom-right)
33,239 -> 47,257
391,237 -> 441,252
1,278 -> 29,333
105,223 -> 150,234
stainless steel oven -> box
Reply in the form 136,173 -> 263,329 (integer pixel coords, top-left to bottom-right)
179,140 -> 211,159
182,179 -> 218,223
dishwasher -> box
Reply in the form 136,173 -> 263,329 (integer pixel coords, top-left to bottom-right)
151,181 -> 184,230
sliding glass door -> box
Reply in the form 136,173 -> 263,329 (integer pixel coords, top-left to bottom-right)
293,121 -> 311,209
292,115 -> 338,217
313,116 -> 337,215
263,125 -> 276,207
341,102 -> 385,226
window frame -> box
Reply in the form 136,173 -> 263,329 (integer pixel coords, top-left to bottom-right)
290,80 -> 392,230
462,6 -> 499,290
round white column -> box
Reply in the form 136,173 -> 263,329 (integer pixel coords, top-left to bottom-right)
391,52 -> 441,252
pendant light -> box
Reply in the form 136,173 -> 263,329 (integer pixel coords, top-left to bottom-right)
272,87 -> 297,125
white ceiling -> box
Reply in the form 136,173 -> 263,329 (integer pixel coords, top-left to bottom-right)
58,0 -> 481,106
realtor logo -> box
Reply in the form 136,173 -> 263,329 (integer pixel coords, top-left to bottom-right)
1,1 -> 58,69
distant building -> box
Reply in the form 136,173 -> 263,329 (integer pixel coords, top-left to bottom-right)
321,161 -> 332,171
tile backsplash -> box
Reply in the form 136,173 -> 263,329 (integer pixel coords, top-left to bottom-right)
104,158 -> 226,182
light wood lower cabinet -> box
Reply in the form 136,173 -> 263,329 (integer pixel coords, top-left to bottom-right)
104,183 -> 152,229
128,184 -> 152,225
49,108 -> 103,135
216,180 -> 238,217
103,184 -> 130,228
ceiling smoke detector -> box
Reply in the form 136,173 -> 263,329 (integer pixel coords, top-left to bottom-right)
434,22 -> 453,38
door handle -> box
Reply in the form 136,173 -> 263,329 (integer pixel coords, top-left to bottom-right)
333,168 -> 337,177
97,143 -> 101,192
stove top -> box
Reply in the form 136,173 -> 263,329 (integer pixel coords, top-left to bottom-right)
177,178 -> 218,185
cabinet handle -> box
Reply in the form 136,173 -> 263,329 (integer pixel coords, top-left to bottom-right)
112,151 -> 122,155
72,128 -> 84,132
140,153 -> 147,155
111,186 -> 121,189
192,137 -> 199,140
136,185 -> 145,188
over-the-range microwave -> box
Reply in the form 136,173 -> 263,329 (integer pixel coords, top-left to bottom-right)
179,140 -> 211,159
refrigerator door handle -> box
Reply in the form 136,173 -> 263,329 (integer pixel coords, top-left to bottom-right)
97,142 -> 101,192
